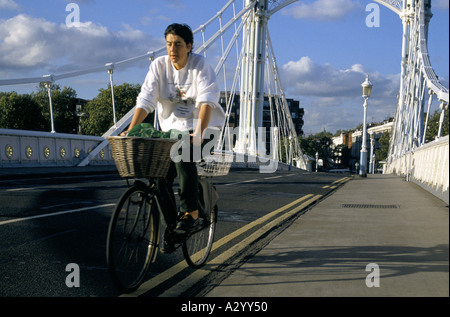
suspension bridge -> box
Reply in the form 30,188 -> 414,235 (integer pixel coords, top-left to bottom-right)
0,0 -> 448,199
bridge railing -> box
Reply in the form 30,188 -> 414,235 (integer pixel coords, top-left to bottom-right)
384,0 -> 449,202
386,135 -> 448,202
1,0 -> 307,170
0,128 -> 113,168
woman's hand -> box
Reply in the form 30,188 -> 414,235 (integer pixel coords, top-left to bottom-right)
120,108 -> 148,137
190,132 -> 202,147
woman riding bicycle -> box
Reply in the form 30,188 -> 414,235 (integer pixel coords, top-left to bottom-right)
122,23 -> 225,234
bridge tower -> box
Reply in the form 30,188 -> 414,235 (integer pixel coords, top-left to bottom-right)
372,0 -> 448,191
234,0 -> 303,165
373,0 -> 448,161
235,0 -> 268,156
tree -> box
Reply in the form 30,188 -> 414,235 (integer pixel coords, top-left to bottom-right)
33,83 -> 79,134
425,108 -> 449,142
80,83 -> 145,136
0,92 -> 47,131
299,131 -> 333,168
375,131 -> 390,161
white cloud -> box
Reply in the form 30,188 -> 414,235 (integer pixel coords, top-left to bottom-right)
0,0 -> 20,10
283,0 -> 361,21
280,56 -> 400,133
0,14 -> 163,74
281,56 -> 367,97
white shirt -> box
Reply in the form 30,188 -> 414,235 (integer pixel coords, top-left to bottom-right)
136,53 -> 225,132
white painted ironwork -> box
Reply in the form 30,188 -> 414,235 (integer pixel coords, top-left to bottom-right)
1,0 -> 448,193
387,135 -> 448,197
383,0 -> 449,196
373,0 -> 403,15
0,0 -> 306,170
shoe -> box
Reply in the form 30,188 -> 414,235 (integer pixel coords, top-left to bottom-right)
160,227 -> 176,254
176,214 -> 202,233
160,240 -> 176,254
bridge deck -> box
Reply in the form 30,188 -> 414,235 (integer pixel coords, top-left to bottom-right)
207,174 -> 449,297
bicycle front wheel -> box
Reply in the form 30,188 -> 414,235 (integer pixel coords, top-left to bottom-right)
106,185 -> 160,293
182,189 -> 217,268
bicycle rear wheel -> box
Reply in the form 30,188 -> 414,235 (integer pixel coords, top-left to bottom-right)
182,185 -> 217,268
106,184 -> 159,293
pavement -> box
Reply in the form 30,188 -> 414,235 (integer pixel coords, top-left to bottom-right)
205,174 -> 449,297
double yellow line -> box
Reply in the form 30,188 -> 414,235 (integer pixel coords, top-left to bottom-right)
121,176 -> 351,297
121,194 -> 321,297
322,176 -> 352,189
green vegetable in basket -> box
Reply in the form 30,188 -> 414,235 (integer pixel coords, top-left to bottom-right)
127,123 -> 156,137
126,123 -> 188,140
169,129 -> 189,140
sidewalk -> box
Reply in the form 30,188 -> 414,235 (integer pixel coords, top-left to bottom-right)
206,174 -> 449,297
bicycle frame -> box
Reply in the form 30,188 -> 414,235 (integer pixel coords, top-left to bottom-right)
132,178 -> 179,230
133,175 -> 218,227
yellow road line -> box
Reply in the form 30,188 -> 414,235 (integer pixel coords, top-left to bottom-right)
332,176 -> 352,184
159,194 -> 322,297
322,176 -> 352,189
120,193 -> 317,297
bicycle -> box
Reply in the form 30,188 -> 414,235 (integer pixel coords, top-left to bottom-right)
105,136 -> 230,293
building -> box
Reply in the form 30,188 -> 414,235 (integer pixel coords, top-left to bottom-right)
332,121 -> 393,172
218,92 -> 304,154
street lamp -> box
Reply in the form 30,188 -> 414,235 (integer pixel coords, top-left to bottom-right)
315,152 -> 319,172
359,75 -> 373,177
369,133 -> 374,174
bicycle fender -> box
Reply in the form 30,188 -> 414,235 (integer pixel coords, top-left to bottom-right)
198,178 -> 219,211
133,179 -> 147,189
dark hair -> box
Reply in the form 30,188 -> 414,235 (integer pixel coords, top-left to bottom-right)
164,23 -> 194,51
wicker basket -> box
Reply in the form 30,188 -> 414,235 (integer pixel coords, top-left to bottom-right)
108,136 -> 177,178
197,152 -> 233,177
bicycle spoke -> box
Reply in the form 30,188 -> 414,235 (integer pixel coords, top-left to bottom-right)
106,185 -> 159,292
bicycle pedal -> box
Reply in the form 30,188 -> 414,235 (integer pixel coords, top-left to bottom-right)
160,245 -> 176,254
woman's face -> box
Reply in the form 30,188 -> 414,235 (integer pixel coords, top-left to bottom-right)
166,33 -> 192,70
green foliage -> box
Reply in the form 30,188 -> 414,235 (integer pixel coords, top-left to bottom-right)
0,92 -> 47,131
425,108 -> 449,142
375,131 -> 390,161
33,83 -> 79,133
299,131 -> 333,167
80,83 -> 144,136
0,83 -> 148,135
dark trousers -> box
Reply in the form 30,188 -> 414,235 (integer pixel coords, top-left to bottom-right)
166,159 -> 198,213
165,134 -> 214,214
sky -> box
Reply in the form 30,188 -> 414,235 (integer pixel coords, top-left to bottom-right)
0,0 -> 448,135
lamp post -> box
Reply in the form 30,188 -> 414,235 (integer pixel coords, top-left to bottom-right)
359,75 -> 373,177
372,154 -> 376,174
315,152 -> 319,172
44,81 -> 56,133
369,133 -> 374,174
